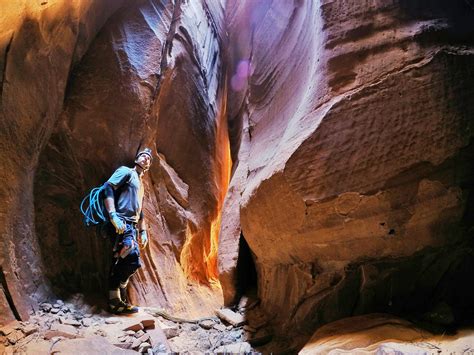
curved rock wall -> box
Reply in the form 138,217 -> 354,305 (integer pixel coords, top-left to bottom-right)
34,0 -> 228,317
1,0 -> 228,322
0,0 -> 125,325
220,0 -> 474,338
1,1 -> 474,349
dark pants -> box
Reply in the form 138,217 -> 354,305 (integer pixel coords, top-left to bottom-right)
108,223 -> 141,290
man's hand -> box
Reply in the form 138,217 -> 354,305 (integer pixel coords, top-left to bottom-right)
110,212 -> 126,234
138,230 -> 148,249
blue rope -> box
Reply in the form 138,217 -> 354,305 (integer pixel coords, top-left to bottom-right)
80,186 -> 107,226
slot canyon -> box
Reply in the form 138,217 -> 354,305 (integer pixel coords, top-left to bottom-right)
1,0 -> 474,353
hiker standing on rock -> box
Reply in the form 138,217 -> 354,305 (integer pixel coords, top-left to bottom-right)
103,148 -> 152,314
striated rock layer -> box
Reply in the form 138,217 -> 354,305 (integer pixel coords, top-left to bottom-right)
219,0 -> 474,344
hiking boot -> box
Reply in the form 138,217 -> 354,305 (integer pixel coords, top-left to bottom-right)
108,298 -> 138,315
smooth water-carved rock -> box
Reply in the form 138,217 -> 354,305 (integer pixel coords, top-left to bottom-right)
2,2 -> 474,354
220,0 -> 474,344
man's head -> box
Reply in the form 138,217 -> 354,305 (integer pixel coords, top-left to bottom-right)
135,148 -> 153,172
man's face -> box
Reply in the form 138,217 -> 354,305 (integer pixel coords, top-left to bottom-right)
136,153 -> 152,171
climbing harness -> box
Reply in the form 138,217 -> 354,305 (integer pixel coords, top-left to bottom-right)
80,186 -> 108,226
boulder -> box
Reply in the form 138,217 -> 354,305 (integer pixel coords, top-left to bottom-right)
216,309 -> 246,327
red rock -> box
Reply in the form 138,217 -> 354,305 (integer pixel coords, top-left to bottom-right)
0,0 -> 226,326
221,0 -> 474,339
1,1 -> 474,351
123,322 -> 144,332
140,318 -> 155,329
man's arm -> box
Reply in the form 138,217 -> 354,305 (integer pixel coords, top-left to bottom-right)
103,182 -> 126,234
137,211 -> 148,248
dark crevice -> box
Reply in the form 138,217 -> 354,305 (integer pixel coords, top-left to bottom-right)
0,266 -> 22,321
145,0 -> 182,121
0,33 -> 14,99
236,233 -> 257,298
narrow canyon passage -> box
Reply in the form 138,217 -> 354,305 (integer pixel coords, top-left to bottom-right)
1,0 -> 474,353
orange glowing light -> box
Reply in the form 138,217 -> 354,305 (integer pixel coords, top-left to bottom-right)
205,82 -> 232,284
179,82 -> 232,287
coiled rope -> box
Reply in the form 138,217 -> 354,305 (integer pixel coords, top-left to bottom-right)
80,186 -> 107,226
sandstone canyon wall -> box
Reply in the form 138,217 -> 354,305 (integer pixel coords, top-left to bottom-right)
1,0 -> 473,350
219,0 -> 474,340
1,0 -> 228,324
0,0 -> 126,325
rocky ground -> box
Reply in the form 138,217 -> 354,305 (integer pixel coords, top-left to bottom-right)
0,295 -> 280,354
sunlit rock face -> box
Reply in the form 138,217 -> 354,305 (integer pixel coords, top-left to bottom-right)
1,0 -> 227,322
220,0 -> 474,340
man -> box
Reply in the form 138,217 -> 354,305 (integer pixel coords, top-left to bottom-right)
103,148 -> 152,314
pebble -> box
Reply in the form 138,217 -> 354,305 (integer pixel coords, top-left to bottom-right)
153,343 -> 168,353
105,318 -> 121,325
131,337 -> 142,349
82,318 -> 92,327
138,333 -> 150,343
60,318 -> 81,327
213,324 -> 226,332
134,330 -> 145,338
138,342 -> 152,353
50,308 -> 60,314
118,335 -> 128,342
199,320 -> 215,330
74,313 -> 84,321
40,303 -> 52,312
